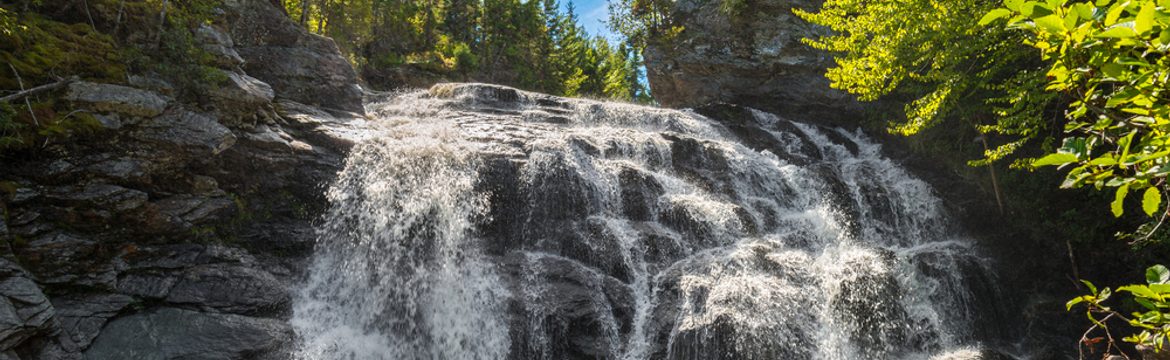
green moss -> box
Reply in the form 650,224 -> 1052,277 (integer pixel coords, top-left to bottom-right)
0,8 -> 127,153
0,8 -> 127,89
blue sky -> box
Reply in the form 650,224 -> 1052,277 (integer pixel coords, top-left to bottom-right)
561,0 -> 619,41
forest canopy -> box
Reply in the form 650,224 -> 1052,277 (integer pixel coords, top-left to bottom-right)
279,0 -> 651,102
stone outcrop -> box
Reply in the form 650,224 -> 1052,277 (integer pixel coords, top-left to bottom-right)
221,0 -> 365,114
643,0 -> 861,123
0,0 -> 370,358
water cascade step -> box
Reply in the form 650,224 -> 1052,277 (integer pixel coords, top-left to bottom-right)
291,83 -> 1009,360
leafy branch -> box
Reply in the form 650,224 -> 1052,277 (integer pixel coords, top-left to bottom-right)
1069,265 -> 1170,358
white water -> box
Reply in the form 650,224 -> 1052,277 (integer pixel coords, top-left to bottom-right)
291,84 -> 1002,360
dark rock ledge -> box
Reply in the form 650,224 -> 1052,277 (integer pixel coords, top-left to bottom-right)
0,0 -> 368,358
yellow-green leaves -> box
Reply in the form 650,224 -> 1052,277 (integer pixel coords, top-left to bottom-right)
1033,152 -> 1079,166
1143,187 -> 1162,216
980,9 -> 1014,25
991,0 -> 1169,219
1114,184 -> 1130,217
1035,14 -> 1068,32
1135,1 -> 1156,34
1068,265 -> 1170,351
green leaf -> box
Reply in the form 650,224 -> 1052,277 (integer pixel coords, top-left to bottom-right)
1143,187 -> 1162,216
1034,14 -> 1068,32
1089,156 -> 1118,166
1102,62 -> 1126,77
1113,184 -> 1130,217
1005,0 -> 1026,11
1098,25 -> 1138,38
1068,295 -> 1092,310
1106,1 -> 1130,25
1148,265 -> 1170,284
1135,2 -> 1155,33
1120,284 -> 1163,300
1083,279 -> 1100,295
1120,131 -> 1136,160
1073,3 -> 1096,19
1135,296 -> 1159,311
981,9 -> 1014,25
1150,283 -> 1170,293
1034,153 -> 1079,166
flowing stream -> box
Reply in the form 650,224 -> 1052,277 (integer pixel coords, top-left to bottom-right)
291,84 -> 1006,360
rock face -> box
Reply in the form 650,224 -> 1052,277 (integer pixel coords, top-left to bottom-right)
64,82 -> 169,118
84,308 -> 292,360
643,0 -> 861,123
221,0 -> 365,114
0,0 -> 370,358
0,259 -> 59,355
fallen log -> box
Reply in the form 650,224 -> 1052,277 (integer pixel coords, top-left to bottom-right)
0,76 -> 79,103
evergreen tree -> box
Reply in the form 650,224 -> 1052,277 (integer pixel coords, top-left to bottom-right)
279,0 -> 648,101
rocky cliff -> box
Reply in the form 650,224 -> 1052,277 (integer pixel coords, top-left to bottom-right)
0,0 -> 368,358
643,0 -> 861,123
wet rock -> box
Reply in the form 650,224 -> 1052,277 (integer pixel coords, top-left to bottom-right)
64,82 -> 168,118
0,259 -> 55,351
51,294 -> 135,349
84,307 -> 292,360
138,109 -> 237,158
830,248 -> 914,356
618,166 -> 664,222
165,264 -> 289,315
930,347 -> 1016,360
661,133 -> 734,197
429,83 -> 524,108
504,253 -> 634,360
653,241 -> 818,360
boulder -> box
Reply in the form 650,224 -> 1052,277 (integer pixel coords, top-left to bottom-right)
0,259 -> 55,351
64,82 -> 168,118
642,0 -> 861,123
83,307 -> 292,359
223,0 -> 364,114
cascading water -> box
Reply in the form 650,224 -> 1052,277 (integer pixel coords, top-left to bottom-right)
291,83 -> 1008,360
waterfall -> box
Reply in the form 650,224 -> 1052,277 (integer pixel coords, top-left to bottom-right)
291,84 -> 1006,360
